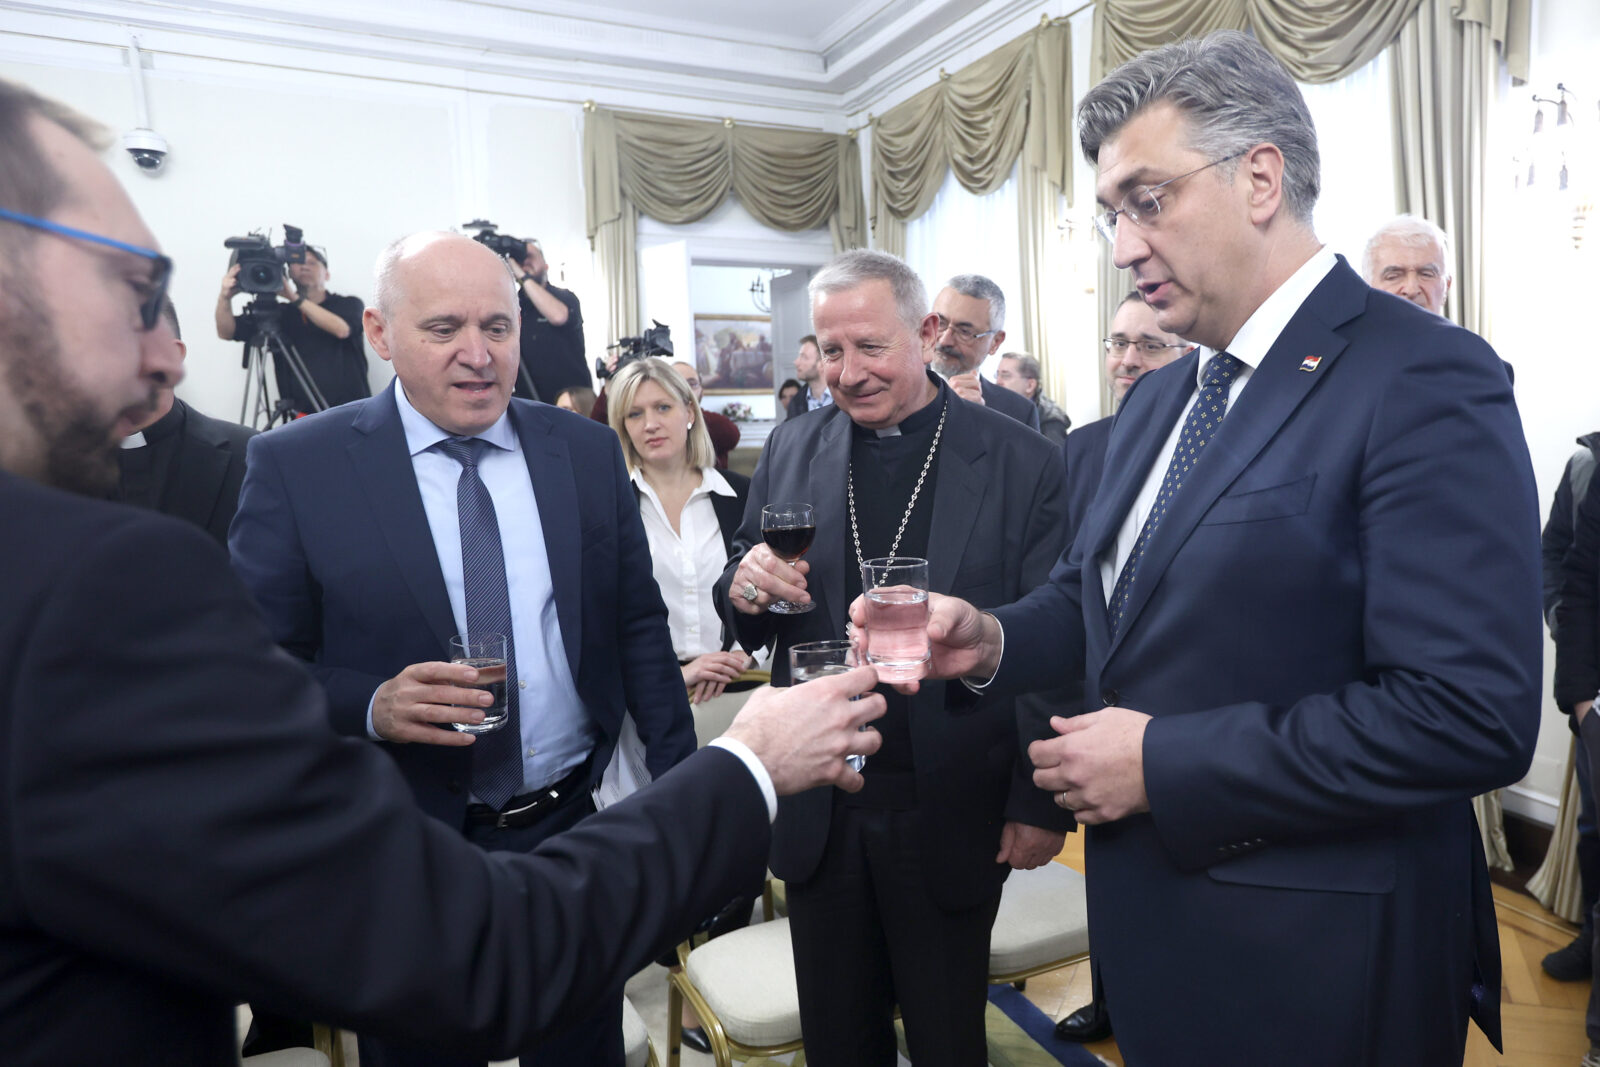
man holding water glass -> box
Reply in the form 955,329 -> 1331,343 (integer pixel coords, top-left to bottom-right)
230,232 -> 696,1067
716,249 -> 1072,1067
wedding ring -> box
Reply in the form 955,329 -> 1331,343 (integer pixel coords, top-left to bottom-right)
1055,791 -> 1073,810
741,582 -> 759,603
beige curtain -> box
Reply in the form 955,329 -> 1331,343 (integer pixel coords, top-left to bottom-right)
871,19 -> 1071,384
1529,738 -> 1586,924
871,19 -> 1073,249
1390,0 -> 1531,337
1089,0 -> 1427,84
583,104 -> 864,349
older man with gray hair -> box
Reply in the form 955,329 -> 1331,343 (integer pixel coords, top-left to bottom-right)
718,248 -> 1070,1066
1362,213 -> 1453,316
929,273 -> 1041,431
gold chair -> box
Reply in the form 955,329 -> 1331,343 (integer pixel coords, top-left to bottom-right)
665,915 -> 803,1067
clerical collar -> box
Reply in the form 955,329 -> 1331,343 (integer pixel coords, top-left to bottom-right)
121,399 -> 185,449
854,372 -> 949,439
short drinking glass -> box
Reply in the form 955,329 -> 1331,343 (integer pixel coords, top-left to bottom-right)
789,638 -> 866,772
859,556 -> 930,683
449,633 -> 509,734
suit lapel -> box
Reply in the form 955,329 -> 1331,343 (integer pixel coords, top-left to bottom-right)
808,412 -> 853,632
926,398 -> 984,594
163,402 -> 228,528
1105,262 -> 1365,655
512,402 -> 584,681
347,383 -> 457,652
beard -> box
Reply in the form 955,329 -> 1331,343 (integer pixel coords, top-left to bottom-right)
0,277 -> 143,496
931,344 -> 971,377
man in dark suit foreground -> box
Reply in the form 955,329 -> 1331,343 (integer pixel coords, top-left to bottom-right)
866,32 -> 1542,1066
717,249 -> 1071,1066
0,79 -> 884,1066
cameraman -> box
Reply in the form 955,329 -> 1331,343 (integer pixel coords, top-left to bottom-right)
215,246 -> 371,415
510,238 -> 587,402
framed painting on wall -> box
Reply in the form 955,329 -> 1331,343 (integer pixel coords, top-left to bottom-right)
695,315 -> 773,393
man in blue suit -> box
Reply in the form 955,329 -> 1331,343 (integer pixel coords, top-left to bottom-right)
886,31 -> 1542,1065
230,231 -> 697,1067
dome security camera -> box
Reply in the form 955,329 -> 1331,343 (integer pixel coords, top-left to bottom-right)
122,128 -> 168,174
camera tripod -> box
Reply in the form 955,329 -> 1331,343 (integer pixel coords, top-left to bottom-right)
237,295 -> 330,430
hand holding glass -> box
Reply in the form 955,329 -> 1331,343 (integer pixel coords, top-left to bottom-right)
859,557 -> 930,683
789,639 -> 868,771
761,502 -> 816,614
449,633 -> 509,734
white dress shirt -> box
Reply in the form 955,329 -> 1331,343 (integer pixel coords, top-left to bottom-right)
1101,247 -> 1338,601
377,383 -> 596,796
632,466 -> 738,660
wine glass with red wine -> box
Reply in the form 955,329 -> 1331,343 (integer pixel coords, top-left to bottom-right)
761,502 -> 816,614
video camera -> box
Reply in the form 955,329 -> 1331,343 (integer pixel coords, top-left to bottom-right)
598,320 -> 673,381
224,224 -> 308,295
463,219 -> 527,260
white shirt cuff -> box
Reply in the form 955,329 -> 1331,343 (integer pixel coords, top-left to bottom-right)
366,691 -> 381,741
708,737 -> 778,822
960,612 -> 1005,692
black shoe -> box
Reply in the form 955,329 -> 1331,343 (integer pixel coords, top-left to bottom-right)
1055,999 -> 1112,1043
1543,933 -> 1594,982
680,1025 -> 712,1054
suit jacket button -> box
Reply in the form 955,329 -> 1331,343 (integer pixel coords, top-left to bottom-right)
1101,689 -> 1120,707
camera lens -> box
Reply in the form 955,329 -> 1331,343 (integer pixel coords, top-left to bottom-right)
244,263 -> 280,290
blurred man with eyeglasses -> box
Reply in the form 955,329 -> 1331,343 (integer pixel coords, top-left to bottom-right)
995,352 -> 1070,444
928,274 -> 1041,431
895,31 -> 1539,1064
1362,214 -> 1453,317
216,240 -> 371,416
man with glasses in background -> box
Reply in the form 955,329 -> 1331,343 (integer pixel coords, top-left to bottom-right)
895,31 -> 1540,1064
928,274 -> 1041,431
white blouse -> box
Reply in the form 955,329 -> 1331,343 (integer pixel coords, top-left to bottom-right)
632,467 -> 738,661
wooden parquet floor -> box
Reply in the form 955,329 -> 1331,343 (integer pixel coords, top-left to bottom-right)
1023,836 -> 1589,1067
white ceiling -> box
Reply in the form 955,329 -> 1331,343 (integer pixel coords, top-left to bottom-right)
567,0 -> 872,47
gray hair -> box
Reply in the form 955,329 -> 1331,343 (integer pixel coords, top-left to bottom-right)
1002,351 -> 1040,382
1361,214 -> 1453,282
809,249 -> 928,333
944,273 -> 1005,334
1078,30 -> 1321,225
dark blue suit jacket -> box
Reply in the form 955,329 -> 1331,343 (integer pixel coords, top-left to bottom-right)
979,375 -> 1041,432
230,383 -> 695,827
0,472 -> 768,1065
990,259 -> 1541,1063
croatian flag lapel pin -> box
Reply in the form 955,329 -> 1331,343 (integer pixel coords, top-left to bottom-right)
1299,355 -> 1323,373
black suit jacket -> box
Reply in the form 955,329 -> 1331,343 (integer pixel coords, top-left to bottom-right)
0,471 -> 769,1065
979,375 -> 1041,432
715,380 -> 1070,910
116,399 -> 255,546
229,385 -> 696,828
991,260 -> 1541,1062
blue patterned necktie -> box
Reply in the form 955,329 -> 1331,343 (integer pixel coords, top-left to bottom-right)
438,436 -> 522,809
1108,352 -> 1244,638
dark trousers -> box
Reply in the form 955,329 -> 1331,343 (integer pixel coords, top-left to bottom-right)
786,801 -> 1001,1067
1580,712 -> 1600,1043
357,791 -> 624,1067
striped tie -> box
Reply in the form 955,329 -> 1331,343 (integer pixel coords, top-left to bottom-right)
438,436 -> 523,809
1108,352 -> 1244,638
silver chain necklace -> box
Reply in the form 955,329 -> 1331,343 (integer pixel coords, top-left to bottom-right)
848,399 -> 948,569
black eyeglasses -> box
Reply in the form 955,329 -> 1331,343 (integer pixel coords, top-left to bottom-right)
0,207 -> 172,331
1103,337 -> 1189,355
934,314 -> 996,344
1093,151 -> 1248,243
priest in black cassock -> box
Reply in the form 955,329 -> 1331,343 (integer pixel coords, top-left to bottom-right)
112,299 -> 254,546
716,249 -> 1072,1067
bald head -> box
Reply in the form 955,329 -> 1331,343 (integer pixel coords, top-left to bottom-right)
364,231 -> 521,436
